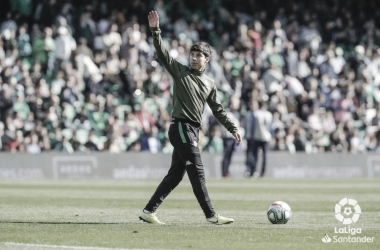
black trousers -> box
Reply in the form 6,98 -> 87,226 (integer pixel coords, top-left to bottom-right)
222,138 -> 235,177
144,119 -> 215,218
246,139 -> 268,176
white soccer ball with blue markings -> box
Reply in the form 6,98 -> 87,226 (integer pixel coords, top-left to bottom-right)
267,201 -> 292,224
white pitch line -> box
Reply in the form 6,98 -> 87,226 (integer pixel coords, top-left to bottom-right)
3,242 -> 167,250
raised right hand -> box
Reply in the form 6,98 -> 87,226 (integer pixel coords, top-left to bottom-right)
148,10 -> 159,28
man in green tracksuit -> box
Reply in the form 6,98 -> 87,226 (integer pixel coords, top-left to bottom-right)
139,11 -> 242,225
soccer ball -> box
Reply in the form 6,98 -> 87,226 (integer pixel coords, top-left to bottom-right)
267,201 -> 292,224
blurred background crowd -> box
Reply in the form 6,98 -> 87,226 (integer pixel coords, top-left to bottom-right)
0,0 -> 379,154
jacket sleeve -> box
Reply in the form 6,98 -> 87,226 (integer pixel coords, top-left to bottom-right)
207,85 -> 238,134
150,27 -> 184,78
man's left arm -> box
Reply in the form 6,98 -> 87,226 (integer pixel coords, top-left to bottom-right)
207,86 -> 241,145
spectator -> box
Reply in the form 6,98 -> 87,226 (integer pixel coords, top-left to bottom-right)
32,27 -> 55,69
103,24 -> 122,54
54,26 -> 76,71
0,12 -> 17,36
244,101 -> 273,177
220,101 -> 241,178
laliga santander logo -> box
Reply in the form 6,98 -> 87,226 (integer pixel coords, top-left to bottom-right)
335,198 -> 361,224
322,198 -> 375,244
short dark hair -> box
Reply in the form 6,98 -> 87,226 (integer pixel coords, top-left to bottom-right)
190,42 -> 212,58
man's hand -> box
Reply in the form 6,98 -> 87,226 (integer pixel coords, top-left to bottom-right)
233,133 -> 242,146
148,10 -> 159,28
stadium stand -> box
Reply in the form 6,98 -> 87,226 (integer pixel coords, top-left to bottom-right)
0,0 -> 379,153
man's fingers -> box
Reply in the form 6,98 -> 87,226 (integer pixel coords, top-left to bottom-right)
148,11 -> 158,20
233,133 -> 241,146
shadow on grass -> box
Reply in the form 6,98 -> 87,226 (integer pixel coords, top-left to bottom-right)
0,221 -> 133,225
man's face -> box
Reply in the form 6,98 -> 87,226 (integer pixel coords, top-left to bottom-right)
190,51 -> 209,71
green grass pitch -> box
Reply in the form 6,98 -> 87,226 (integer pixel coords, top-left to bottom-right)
0,178 -> 379,250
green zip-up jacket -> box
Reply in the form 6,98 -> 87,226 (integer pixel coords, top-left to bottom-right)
150,27 -> 238,134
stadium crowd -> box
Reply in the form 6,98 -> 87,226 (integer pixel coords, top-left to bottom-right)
0,0 -> 380,154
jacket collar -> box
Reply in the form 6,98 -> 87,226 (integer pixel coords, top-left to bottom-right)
189,67 -> 204,76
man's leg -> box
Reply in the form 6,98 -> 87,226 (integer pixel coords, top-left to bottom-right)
261,141 -> 268,177
178,149 -> 233,223
245,139 -> 254,176
183,147 -> 233,224
168,144 -> 211,218
251,140 -> 259,175
170,122 -> 216,218
222,138 -> 235,177
140,123 -> 186,224
144,149 -> 185,213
